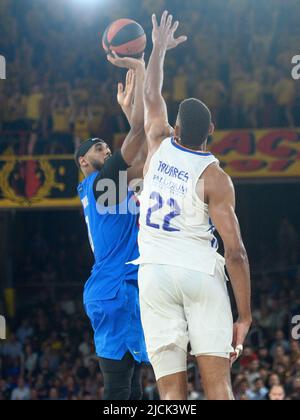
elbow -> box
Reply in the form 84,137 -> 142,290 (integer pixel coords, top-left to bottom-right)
130,120 -> 144,131
129,125 -> 145,138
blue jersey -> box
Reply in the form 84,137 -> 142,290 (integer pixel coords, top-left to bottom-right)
78,171 -> 139,304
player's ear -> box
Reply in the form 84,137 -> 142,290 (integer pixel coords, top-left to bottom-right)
208,123 -> 215,136
79,156 -> 88,169
174,124 -> 180,141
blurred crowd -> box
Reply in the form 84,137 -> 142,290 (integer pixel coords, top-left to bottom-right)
1,267 -> 300,400
0,212 -> 299,400
1,0 -> 300,155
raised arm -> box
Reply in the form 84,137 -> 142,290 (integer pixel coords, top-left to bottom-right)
107,53 -> 146,166
203,164 -> 252,362
144,11 -> 187,151
116,69 -> 136,125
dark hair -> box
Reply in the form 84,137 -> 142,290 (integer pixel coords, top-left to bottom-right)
178,98 -> 212,148
74,138 -> 105,168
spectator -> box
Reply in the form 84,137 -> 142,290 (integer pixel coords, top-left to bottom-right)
269,385 -> 286,401
16,319 -> 34,344
246,378 -> 269,401
270,330 -> 290,357
288,377 -> 300,400
10,377 -> 30,401
23,344 -> 38,375
1,334 -> 23,359
273,73 -> 296,127
48,387 -> 60,401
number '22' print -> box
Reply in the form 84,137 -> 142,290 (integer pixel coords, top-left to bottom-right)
146,192 -> 181,232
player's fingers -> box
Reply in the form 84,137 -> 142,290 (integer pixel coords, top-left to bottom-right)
112,50 -> 120,59
166,14 -> 173,30
152,14 -> 158,30
235,344 -> 244,358
171,21 -> 179,34
160,10 -> 168,27
176,35 -> 188,45
126,70 -> 130,83
129,69 -> 135,86
126,69 -> 132,86
230,344 -> 244,367
129,72 -> 136,92
118,83 -> 124,94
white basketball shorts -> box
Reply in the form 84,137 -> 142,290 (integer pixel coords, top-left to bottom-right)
138,260 -> 234,380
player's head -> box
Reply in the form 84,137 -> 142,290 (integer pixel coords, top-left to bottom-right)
75,138 -> 112,175
175,98 -> 214,149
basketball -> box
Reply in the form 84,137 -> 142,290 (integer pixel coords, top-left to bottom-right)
102,19 -> 146,58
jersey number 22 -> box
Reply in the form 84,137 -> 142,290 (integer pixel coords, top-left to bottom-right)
146,192 -> 181,232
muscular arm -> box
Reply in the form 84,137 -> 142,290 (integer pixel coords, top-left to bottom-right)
143,12 -> 187,175
203,165 -> 252,324
144,44 -> 172,148
144,16 -> 174,151
93,62 -> 147,204
120,61 -> 146,166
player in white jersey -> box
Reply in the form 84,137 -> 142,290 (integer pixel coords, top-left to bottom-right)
135,11 -> 252,400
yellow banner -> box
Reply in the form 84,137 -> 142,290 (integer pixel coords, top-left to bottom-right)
116,129 -> 300,179
210,129 -> 300,179
0,129 -> 299,209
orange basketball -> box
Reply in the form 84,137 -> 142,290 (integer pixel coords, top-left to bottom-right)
102,19 -> 146,58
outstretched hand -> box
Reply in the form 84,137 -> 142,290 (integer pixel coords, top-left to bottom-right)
117,69 -> 136,110
152,10 -> 187,51
107,51 -> 145,70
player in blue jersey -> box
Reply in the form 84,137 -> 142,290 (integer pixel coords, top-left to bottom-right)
75,57 -> 148,400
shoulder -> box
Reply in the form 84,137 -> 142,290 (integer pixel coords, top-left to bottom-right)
145,120 -> 174,151
201,163 -> 235,202
143,137 -> 172,176
78,172 -> 98,193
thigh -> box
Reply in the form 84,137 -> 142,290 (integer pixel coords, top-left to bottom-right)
85,286 -> 126,334
138,264 -> 189,357
182,263 -> 234,356
84,285 -> 129,359
153,344 -> 188,386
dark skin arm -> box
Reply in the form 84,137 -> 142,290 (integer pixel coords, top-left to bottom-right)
200,163 -> 252,363
107,53 -> 146,181
107,54 -> 146,169
144,11 -> 187,173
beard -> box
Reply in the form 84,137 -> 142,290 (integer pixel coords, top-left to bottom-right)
90,159 -> 104,172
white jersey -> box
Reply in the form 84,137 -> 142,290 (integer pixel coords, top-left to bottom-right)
135,137 -> 224,275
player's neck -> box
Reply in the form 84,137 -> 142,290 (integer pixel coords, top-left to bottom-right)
82,168 -> 96,178
174,137 -> 207,152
